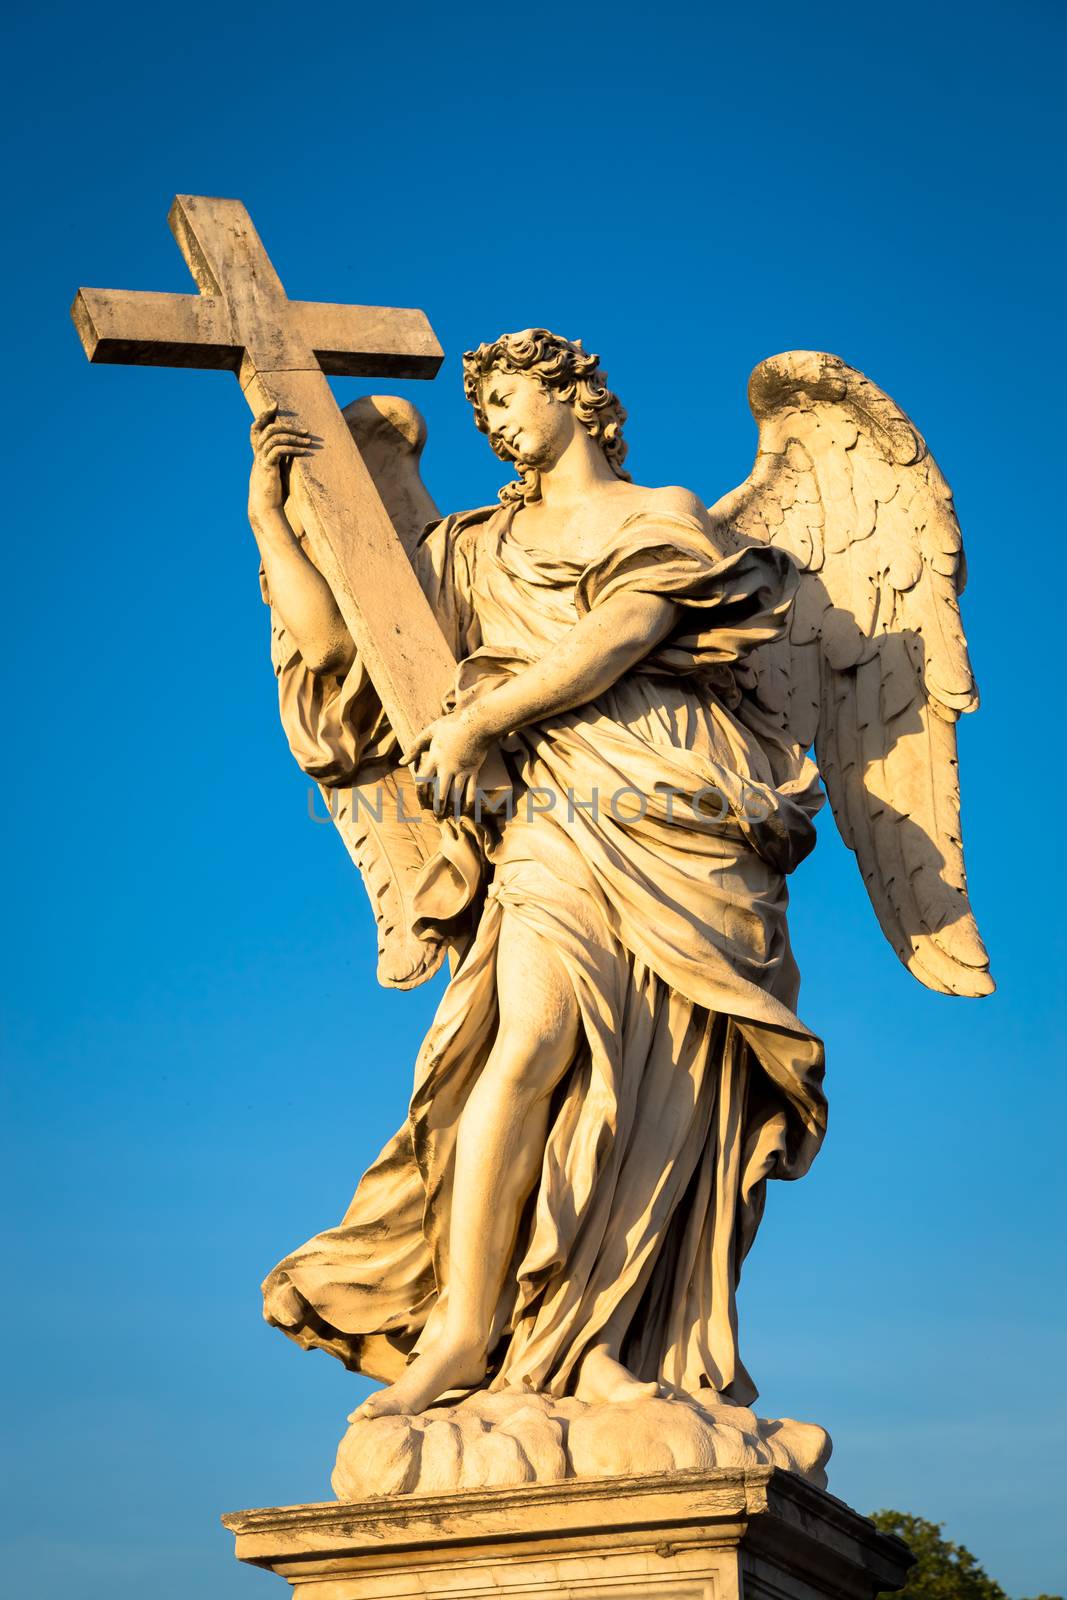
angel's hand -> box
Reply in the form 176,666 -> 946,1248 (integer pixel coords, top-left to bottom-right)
402,707 -> 495,817
248,406 -> 322,525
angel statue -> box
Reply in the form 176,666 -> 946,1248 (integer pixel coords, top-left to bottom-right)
247,331 -> 990,1494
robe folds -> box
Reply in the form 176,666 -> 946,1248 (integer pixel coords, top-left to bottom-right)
261,502 -> 827,1404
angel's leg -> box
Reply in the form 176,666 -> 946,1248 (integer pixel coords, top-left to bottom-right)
353,911 -> 580,1420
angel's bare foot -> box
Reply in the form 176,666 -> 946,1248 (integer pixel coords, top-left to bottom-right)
349,1333 -> 488,1422
574,1344 -> 661,1404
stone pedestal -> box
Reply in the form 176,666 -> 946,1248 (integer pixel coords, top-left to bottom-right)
223,1467 -> 913,1600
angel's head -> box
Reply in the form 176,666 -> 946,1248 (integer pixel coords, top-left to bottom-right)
462,328 -> 630,504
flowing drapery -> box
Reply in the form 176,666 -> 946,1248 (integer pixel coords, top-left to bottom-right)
261,504 -> 827,1404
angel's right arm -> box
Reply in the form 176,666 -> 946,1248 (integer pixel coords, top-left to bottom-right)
248,409 -> 355,677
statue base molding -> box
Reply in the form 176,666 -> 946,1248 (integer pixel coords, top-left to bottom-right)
222,1465 -> 913,1600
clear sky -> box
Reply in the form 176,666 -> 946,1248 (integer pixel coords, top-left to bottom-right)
3,2 -> 1065,1596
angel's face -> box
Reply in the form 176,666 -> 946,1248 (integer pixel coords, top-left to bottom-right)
480,368 -> 574,470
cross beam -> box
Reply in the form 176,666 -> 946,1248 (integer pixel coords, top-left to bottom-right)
71,195 -> 457,753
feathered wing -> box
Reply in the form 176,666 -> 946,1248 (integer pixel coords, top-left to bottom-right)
314,396 -> 446,991
708,351 -> 993,997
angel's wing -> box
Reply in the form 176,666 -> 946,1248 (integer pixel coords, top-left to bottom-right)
320,395 -> 445,991
708,351 -> 992,997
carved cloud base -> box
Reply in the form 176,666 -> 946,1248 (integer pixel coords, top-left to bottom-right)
222,1466 -> 913,1600
331,1389 -> 832,1500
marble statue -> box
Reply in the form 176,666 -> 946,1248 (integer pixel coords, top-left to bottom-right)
73,198 -> 991,1502
253,336 -> 992,1493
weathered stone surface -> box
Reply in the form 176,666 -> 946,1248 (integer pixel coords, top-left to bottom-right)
71,193 -> 453,755
75,209 -> 990,1509
223,1466 -> 913,1600
332,1389 -> 831,1499
247,330 -> 990,1449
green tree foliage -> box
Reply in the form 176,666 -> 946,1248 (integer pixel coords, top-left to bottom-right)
870,1511 -> 1062,1600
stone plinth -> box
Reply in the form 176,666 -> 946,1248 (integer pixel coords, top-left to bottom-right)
222,1466 -> 913,1600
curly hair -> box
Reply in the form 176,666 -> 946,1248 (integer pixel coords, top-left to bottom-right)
462,328 -> 630,504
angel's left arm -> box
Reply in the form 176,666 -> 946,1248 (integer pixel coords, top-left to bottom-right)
404,591 -> 678,811
481,590 -> 679,735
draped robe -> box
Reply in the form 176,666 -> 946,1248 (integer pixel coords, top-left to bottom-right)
261,501 -> 827,1405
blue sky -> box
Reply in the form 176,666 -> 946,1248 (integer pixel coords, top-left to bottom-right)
3,1 -> 1065,1595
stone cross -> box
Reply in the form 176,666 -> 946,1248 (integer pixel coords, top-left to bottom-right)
71,194 -> 457,753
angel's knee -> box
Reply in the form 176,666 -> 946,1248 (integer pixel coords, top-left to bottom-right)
489,923 -> 580,1099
